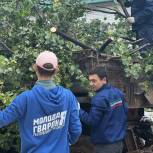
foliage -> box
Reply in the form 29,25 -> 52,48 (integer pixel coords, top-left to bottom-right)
0,0 -> 86,151
1,0 -> 153,152
71,17 -> 153,87
0,0 -> 86,92
0,123 -> 19,153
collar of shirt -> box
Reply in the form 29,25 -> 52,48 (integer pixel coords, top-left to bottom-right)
35,80 -> 56,89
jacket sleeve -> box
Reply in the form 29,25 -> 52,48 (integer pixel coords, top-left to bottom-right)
0,93 -> 27,128
80,96 -> 108,127
133,0 -> 153,25
68,93 -> 82,144
121,93 -> 128,114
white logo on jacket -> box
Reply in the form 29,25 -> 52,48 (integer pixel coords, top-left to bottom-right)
33,111 -> 67,136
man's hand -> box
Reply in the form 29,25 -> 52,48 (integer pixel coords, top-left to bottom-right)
127,17 -> 135,24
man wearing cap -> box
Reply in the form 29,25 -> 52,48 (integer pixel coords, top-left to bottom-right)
0,51 -> 82,153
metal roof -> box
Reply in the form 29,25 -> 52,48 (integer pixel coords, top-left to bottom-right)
82,0 -> 115,4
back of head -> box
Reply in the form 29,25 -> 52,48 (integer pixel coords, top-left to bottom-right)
35,50 -> 58,77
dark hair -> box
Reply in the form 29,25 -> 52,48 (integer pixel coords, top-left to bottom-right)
89,66 -> 107,80
37,63 -> 55,77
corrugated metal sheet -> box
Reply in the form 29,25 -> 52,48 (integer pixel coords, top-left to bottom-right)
82,0 -> 115,4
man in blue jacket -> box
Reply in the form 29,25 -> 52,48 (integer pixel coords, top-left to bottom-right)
127,0 -> 153,53
80,66 -> 128,153
0,51 -> 82,153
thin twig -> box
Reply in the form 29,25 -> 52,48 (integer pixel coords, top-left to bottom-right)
119,36 -> 136,42
0,40 -> 13,54
130,43 -> 151,55
131,38 -> 144,45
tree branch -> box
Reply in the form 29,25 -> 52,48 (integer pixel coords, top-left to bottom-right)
0,40 -> 13,54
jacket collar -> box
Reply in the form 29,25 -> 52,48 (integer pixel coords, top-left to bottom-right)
96,84 -> 111,93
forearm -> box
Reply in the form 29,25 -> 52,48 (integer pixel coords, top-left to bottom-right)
0,94 -> 26,128
80,108 -> 103,127
0,106 -> 18,128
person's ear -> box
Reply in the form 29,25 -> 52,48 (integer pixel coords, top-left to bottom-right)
55,65 -> 59,73
32,64 -> 38,72
102,77 -> 107,82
